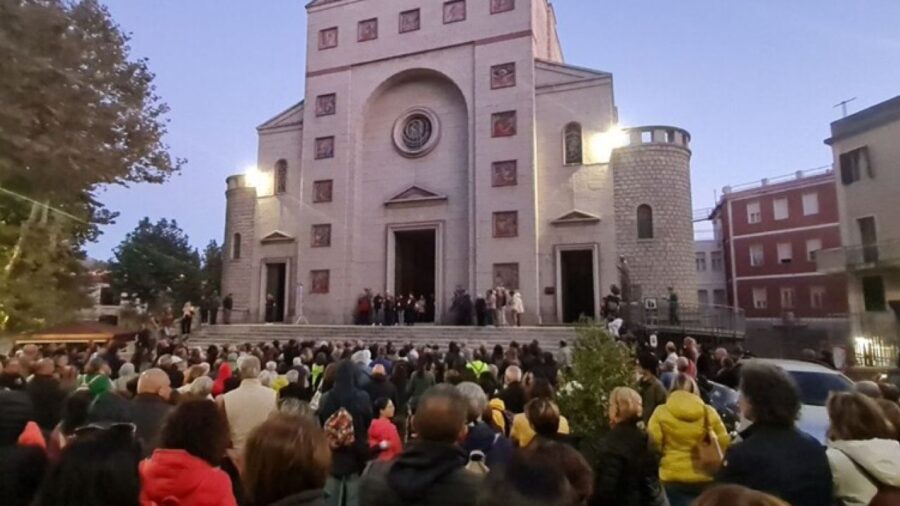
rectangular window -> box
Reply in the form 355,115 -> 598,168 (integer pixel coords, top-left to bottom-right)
780,287 -> 795,309
318,27 -> 338,50
840,146 -> 871,185
858,217 -> 879,263
399,9 -> 421,33
357,18 -> 378,42
777,242 -> 793,264
747,201 -> 761,224
443,0 -> 466,23
695,252 -> 707,272
773,197 -> 789,221
710,251 -> 723,272
490,0 -> 515,14
802,192 -> 819,216
749,244 -> 764,267
698,290 -> 709,306
713,289 -> 727,306
806,238 -> 822,261
810,286 -> 825,309
863,276 -> 886,311
753,287 -> 768,309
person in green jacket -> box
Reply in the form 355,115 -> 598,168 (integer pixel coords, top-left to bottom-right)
637,353 -> 668,425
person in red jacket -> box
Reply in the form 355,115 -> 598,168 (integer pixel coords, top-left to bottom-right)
368,398 -> 402,461
140,399 -> 237,506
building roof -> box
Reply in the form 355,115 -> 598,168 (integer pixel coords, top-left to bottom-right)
826,95 -> 900,145
257,101 -> 304,131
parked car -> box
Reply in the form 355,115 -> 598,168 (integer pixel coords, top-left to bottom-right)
738,359 -> 854,444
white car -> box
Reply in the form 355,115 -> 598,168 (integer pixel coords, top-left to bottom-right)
740,359 -> 855,444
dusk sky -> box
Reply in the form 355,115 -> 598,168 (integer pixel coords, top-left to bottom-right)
88,0 -> 900,259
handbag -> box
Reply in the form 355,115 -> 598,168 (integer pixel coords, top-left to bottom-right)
692,407 -> 723,475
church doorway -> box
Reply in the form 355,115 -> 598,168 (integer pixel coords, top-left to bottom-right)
560,249 -> 596,323
264,262 -> 287,323
394,229 -> 436,323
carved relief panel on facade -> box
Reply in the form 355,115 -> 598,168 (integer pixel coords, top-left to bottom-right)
311,224 -> 332,247
318,27 -> 338,50
491,0 -> 515,14
399,9 -> 420,33
490,63 -> 516,89
316,94 -> 336,117
491,161 -> 517,187
313,180 -> 333,203
443,1 -> 466,23
311,270 -> 330,294
358,18 -> 378,42
315,137 -> 335,159
493,211 -> 518,238
492,111 -> 517,137
493,263 -> 519,290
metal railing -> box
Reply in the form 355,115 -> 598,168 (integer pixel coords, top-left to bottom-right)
620,300 -> 746,338
817,239 -> 900,273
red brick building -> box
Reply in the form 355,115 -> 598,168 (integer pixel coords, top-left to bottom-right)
711,169 -> 848,320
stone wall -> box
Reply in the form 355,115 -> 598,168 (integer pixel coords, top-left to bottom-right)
222,178 -> 256,322
612,129 -> 698,307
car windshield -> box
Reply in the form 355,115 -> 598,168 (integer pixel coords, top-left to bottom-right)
789,371 -> 853,406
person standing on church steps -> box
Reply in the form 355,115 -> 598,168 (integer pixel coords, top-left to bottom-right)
373,293 -> 385,326
667,287 -> 680,325
208,291 -> 220,325
265,294 -> 277,323
222,293 -> 234,324
395,294 -> 407,326
384,292 -> 396,326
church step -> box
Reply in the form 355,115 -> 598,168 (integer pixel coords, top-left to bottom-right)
188,324 -> 577,352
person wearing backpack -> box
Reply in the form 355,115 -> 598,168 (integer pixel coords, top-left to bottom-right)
319,360 -> 372,506
457,382 -> 513,470
825,392 -> 900,506
360,385 -> 482,506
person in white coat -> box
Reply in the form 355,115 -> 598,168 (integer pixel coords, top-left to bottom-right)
826,392 -> 900,506
510,291 -> 524,327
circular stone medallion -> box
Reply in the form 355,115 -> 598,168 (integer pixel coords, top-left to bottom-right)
393,107 -> 441,158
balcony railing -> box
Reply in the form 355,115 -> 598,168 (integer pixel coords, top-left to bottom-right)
817,239 -> 900,273
621,301 -> 746,338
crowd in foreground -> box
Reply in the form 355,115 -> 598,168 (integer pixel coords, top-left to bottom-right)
2,335 -> 900,506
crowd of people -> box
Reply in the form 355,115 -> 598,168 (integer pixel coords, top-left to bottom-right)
353,286 -> 526,327
2,333 -> 900,506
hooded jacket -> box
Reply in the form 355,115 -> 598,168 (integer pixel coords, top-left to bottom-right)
827,439 -> 900,506
139,449 -> 237,506
647,390 -> 730,484
211,363 -> 232,397
360,441 -> 482,506
318,360 -> 372,477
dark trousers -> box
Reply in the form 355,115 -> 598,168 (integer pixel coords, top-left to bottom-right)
209,308 -> 218,325
180,316 -> 192,334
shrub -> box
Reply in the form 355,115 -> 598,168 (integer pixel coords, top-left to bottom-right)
557,324 -> 635,460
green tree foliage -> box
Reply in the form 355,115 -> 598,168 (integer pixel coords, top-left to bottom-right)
0,0 -> 181,331
108,218 -> 201,311
557,324 -> 636,459
200,240 -> 223,298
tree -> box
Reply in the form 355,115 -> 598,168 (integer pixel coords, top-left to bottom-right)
200,240 -> 223,298
108,218 -> 201,311
0,0 -> 182,331
557,324 -> 636,460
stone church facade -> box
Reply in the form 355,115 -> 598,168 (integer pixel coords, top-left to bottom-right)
223,0 -> 697,324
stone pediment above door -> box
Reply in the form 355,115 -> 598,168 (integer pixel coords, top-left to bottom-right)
260,230 -> 295,244
551,210 -> 601,226
384,185 -> 448,208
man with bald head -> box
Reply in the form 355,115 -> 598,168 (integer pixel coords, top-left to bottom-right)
365,363 -> 398,411
25,358 -> 65,431
361,385 -> 482,506
131,368 -> 173,455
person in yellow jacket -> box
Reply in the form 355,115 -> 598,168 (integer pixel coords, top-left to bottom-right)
648,373 -> 730,506
510,378 -> 570,447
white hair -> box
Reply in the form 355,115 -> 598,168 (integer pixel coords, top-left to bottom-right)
266,361 -> 277,372
293,357 -> 303,367
286,369 -> 300,384
505,365 -> 523,384
190,376 -> 214,398
456,381 -> 487,422
238,355 -> 261,379
258,370 -> 273,387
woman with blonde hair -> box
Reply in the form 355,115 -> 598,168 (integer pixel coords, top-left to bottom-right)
591,387 -> 666,506
826,392 -> 900,506
648,374 -> 729,506
695,485 -> 789,506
